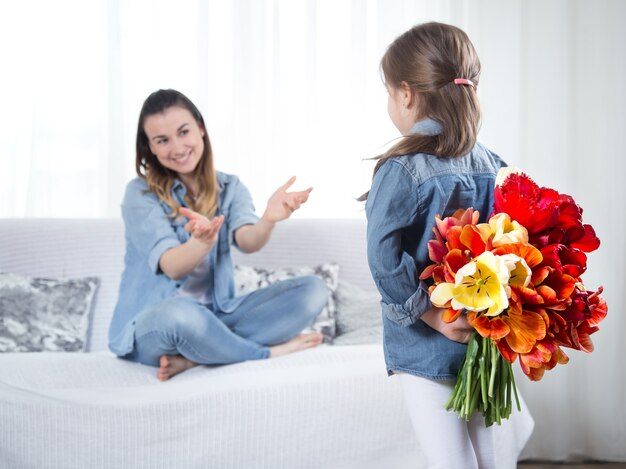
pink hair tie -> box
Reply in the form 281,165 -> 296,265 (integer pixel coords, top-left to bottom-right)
453,78 -> 475,87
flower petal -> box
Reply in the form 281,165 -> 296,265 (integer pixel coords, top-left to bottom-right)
430,283 -> 455,308
571,224 -> 600,252
459,224 -> 491,256
443,249 -> 467,277
467,312 -> 510,340
493,243 -> 543,269
504,309 -> 547,354
587,287 -> 608,326
442,308 -> 462,323
496,339 -> 518,363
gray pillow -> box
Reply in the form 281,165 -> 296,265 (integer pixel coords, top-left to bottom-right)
333,280 -> 383,345
234,263 -> 339,343
0,273 -> 99,352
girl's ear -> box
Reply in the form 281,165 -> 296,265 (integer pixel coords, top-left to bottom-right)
400,81 -> 423,117
400,81 -> 414,108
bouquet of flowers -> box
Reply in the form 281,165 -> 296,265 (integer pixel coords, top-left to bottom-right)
419,167 -> 608,426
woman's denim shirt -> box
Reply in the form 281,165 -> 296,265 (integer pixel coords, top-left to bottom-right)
365,119 -> 507,379
108,171 -> 259,356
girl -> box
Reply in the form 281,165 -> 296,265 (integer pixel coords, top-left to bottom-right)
108,89 -> 327,381
363,23 -> 533,468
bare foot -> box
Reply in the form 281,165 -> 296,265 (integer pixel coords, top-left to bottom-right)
158,355 -> 198,381
269,332 -> 324,358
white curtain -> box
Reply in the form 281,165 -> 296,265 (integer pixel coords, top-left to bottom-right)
0,0 -> 624,462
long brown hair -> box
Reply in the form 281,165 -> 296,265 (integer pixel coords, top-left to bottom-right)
136,89 -> 218,217
360,22 -> 481,200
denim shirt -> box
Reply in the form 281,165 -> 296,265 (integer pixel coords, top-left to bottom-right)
108,171 -> 259,356
365,119 -> 507,379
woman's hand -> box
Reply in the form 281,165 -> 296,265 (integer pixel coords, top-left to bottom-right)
234,176 -> 312,253
420,308 -> 474,344
179,207 -> 224,248
158,207 -> 224,280
262,176 -> 312,223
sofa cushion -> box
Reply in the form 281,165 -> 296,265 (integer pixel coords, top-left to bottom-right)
234,263 -> 339,342
333,280 -> 383,345
0,273 -> 99,352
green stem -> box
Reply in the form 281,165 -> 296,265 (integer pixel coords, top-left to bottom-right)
488,339 -> 498,398
445,332 -> 522,426
479,338 -> 488,411
467,377 -> 481,420
510,362 -> 521,412
503,360 -> 512,418
462,333 -> 479,418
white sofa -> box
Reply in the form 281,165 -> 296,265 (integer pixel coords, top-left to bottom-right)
0,218 -> 533,469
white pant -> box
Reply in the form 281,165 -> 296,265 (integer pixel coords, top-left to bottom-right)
397,373 -> 532,469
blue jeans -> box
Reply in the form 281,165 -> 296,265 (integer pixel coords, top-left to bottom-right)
124,275 -> 327,367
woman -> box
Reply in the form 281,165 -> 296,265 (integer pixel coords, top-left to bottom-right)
108,89 -> 327,381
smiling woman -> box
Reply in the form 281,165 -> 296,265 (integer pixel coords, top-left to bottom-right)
108,88 -> 328,381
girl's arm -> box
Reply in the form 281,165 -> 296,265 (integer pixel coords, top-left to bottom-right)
235,176 -> 312,253
366,161 -> 427,325
158,208 -> 224,280
366,162 -> 472,343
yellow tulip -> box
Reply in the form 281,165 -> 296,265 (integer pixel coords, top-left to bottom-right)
431,251 -> 511,317
499,253 -> 532,288
489,212 -> 528,247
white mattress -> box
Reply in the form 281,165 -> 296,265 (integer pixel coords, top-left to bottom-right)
0,345 -> 425,469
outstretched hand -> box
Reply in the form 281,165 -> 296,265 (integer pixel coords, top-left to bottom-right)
262,176 -> 313,223
179,207 -> 225,248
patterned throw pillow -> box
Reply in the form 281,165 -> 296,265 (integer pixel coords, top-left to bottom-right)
0,273 -> 99,352
234,263 -> 339,343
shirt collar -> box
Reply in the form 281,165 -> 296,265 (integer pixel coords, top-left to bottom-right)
172,178 -> 185,192
408,117 -> 443,136
172,172 -> 225,197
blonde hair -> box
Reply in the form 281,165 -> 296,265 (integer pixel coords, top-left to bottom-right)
135,89 -> 218,218
360,22 -> 481,200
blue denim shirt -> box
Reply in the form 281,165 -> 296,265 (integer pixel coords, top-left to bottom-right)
108,171 -> 259,356
365,119 -> 507,379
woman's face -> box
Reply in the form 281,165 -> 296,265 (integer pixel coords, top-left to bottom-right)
143,106 -> 205,179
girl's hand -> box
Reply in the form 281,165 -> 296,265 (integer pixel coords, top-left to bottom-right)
262,176 -> 312,223
420,308 -> 474,344
179,207 -> 225,248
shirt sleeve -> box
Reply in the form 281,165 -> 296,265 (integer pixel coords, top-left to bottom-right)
222,175 -> 260,247
121,179 -> 182,274
365,160 -> 432,327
